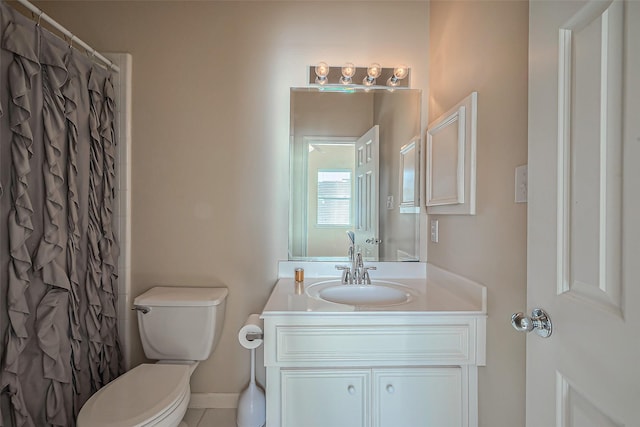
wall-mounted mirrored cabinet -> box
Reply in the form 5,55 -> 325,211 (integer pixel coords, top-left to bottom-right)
289,88 -> 422,262
426,92 -> 477,215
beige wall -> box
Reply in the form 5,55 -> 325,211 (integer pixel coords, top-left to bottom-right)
428,1 -> 529,426
35,1 -> 429,394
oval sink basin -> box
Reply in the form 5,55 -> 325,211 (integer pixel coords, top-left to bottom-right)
318,283 -> 411,306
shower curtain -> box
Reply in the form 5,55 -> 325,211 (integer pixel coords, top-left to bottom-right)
0,3 -> 122,426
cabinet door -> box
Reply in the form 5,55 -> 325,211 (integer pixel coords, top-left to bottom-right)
281,369 -> 370,427
374,368 -> 462,427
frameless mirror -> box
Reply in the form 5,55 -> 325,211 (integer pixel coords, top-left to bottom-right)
289,88 -> 422,261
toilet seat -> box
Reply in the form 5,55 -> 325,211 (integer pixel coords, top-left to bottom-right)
77,363 -> 191,427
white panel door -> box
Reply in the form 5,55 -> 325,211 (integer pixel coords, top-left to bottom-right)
527,1 -> 640,426
354,125 -> 380,260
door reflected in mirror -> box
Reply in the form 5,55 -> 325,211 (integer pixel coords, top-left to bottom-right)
289,88 -> 422,262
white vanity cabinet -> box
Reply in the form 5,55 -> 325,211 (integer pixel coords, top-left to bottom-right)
261,267 -> 487,427
262,314 -> 485,427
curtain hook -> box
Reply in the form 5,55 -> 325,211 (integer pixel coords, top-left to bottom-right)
36,11 -> 44,26
69,34 -> 75,49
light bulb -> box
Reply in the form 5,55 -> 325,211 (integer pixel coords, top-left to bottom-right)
367,63 -> 382,78
315,62 -> 330,84
363,63 -> 382,86
387,65 -> 409,87
340,62 -> 356,84
394,65 -> 408,80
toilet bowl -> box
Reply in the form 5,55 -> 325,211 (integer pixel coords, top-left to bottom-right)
77,287 -> 228,427
76,363 -> 192,427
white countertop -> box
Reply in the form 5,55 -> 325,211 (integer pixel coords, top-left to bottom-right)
262,262 -> 487,316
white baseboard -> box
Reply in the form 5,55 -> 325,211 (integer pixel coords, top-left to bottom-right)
189,392 -> 239,409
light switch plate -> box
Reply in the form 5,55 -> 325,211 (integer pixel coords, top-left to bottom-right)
430,219 -> 439,243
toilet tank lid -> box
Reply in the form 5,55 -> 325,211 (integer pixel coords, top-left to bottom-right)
134,287 -> 228,307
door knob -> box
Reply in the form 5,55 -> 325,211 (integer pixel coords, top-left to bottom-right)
511,308 -> 552,338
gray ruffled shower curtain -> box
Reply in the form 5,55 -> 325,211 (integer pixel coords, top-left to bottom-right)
0,3 -> 122,426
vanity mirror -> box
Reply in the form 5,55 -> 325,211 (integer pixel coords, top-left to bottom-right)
289,88 -> 422,262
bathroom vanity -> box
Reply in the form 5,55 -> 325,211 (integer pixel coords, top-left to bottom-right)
261,262 -> 486,427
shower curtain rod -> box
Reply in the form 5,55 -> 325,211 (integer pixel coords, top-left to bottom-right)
9,0 -> 120,73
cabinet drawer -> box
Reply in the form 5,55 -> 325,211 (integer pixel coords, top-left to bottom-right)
275,324 -> 473,365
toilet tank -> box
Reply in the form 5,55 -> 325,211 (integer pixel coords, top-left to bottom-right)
134,287 -> 228,361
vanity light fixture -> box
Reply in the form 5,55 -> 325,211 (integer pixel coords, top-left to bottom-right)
340,62 -> 356,84
315,62 -> 330,85
387,65 -> 409,87
308,63 -> 410,89
363,63 -> 382,86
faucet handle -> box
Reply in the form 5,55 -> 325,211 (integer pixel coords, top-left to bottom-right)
362,266 -> 377,284
335,265 -> 352,284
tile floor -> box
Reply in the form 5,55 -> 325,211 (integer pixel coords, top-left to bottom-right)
183,408 -> 237,427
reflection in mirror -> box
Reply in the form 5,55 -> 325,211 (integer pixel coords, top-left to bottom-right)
289,88 -> 422,262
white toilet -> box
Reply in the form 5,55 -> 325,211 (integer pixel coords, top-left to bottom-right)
77,286 -> 228,427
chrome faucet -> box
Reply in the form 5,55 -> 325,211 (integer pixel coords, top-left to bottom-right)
354,252 -> 377,284
336,231 -> 376,284
336,231 -> 355,284
347,231 -> 357,278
